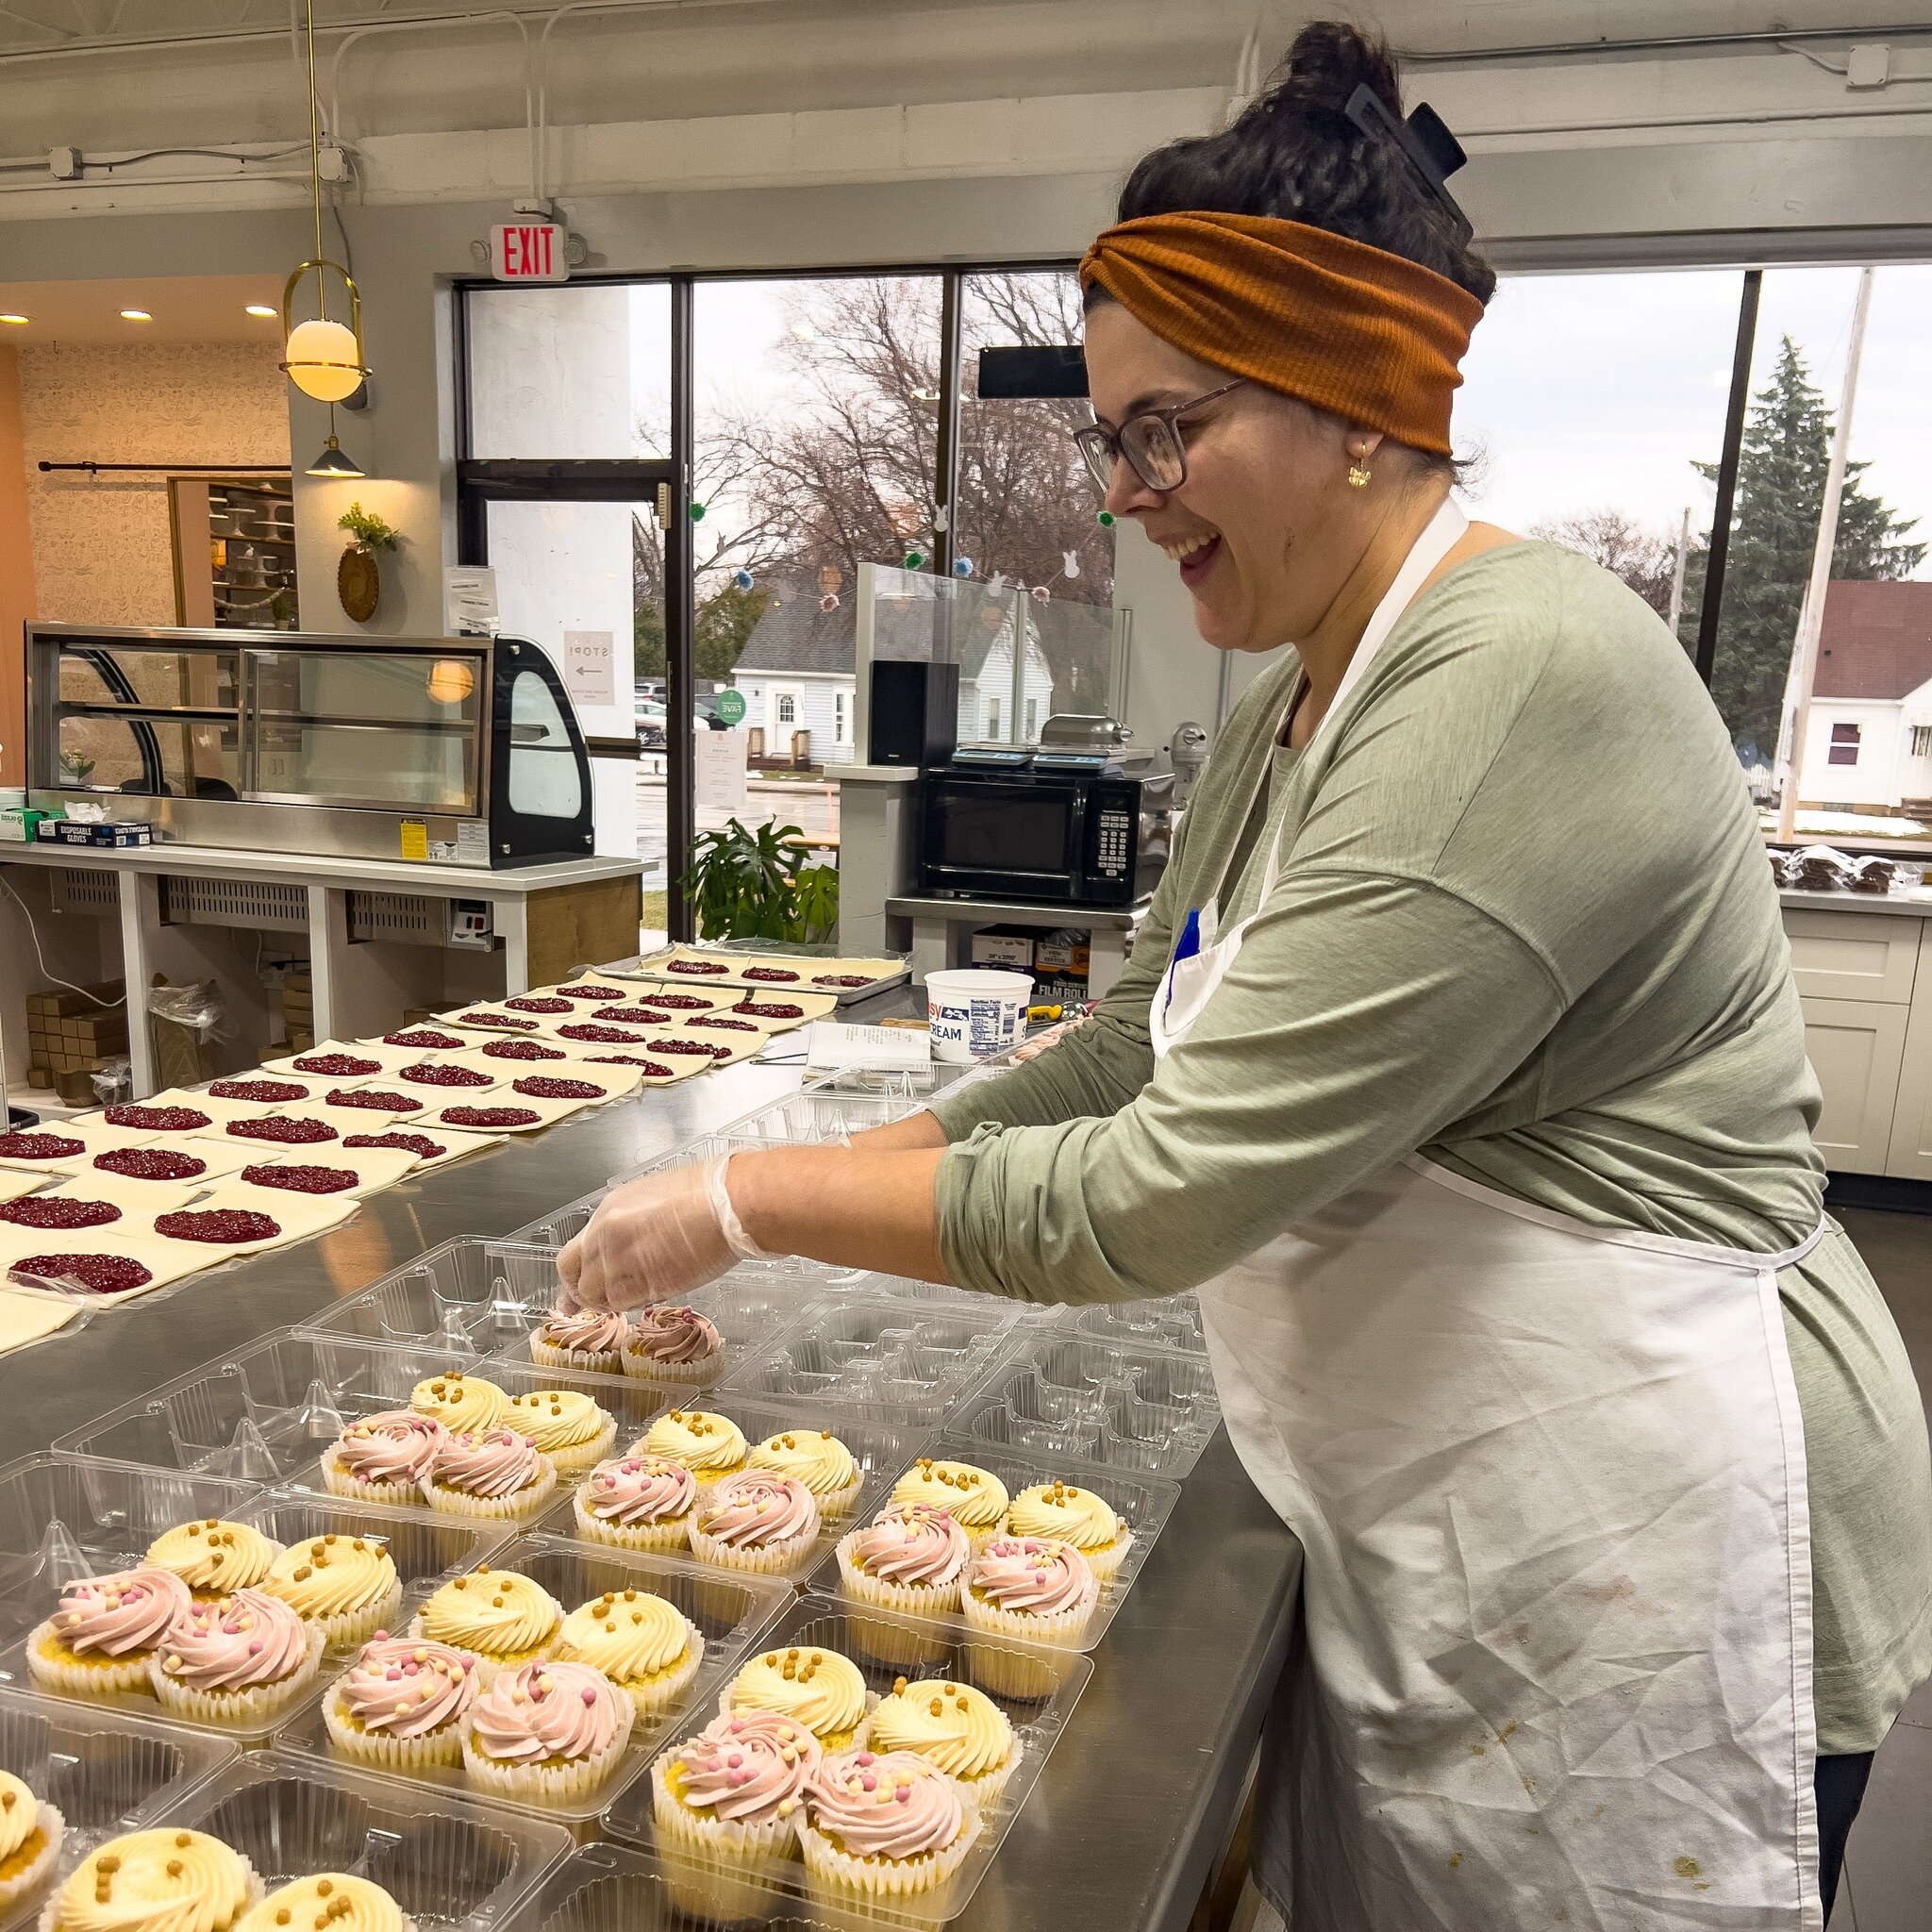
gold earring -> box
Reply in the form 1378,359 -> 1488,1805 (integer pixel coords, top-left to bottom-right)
1347,453 -> 1371,489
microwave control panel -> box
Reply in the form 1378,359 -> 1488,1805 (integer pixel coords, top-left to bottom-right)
1092,805 -> 1134,880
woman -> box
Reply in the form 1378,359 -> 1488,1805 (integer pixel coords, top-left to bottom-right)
562,25 -> 1931,1928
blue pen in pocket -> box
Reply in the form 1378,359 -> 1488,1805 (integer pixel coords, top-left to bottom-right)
1165,907 -> 1204,1014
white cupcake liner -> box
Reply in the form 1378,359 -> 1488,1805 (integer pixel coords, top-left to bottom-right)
687,1523 -> 819,1575
419,1460 -> 558,1523
528,1336 -> 625,1375
791,1471 -> 863,1521
459,1693 -> 634,1805
526,1415 -> 616,1476
403,1617 -> 557,1690
147,1625 -> 325,1728
834,1536 -> 963,1619
295,1577 -> 406,1653
321,1458 -> 424,1508
570,1489 -> 692,1553
25,1624 -> 157,1699
621,1348 -> 722,1388
40,1854 -> 262,1932
852,1714 -> 1021,1813
322,1684 -> 468,1771
652,1757 -> 803,1921
796,1802 -> 980,1903
558,1626 -> 702,1722
0,1801 -> 62,1913
958,1585 -> 1094,1651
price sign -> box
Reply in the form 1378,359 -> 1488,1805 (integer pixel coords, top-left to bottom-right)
491,222 -> 569,283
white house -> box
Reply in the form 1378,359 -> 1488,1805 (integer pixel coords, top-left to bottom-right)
1796,580 -> 1932,811
730,574 -> 1058,767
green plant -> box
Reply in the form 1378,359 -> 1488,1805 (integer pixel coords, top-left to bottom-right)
336,501 -> 400,552
682,818 -> 839,942
58,748 -> 95,785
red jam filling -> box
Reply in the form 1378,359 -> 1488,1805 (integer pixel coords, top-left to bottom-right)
511,1076 -> 602,1100
480,1040 -> 565,1060
400,1063 -> 492,1088
94,1147 -> 207,1181
292,1053 -> 382,1076
647,1037 -> 727,1059
0,1196 -> 121,1229
690,1016 -> 758,1032
343,1132 -> 445,1158
454,1011 -> 537,1031
631,991 -> 709,1010
9,1253 -> 151,1294
104,1104 -> 211,1131
210,1078 -> 308,1103
587,1057 -> 673,1074
734,1001 -> 805,1020
666,959 -> 729,975
326,1087 -> 424,1112
242,1162 -> 357,1194
558,1023 -> 646,1043
813,974 -> 872,988
439,1105 -> 541,1128
741,966 -> 801,982
591,1005 -> 651,1023
505,996 -> 574,1013
561,984 -> 626,1001
384,1029 -> 465,1049
0,1132 -> 86,1161
155,1208 -> 281,1244
227,1115 -> 337,1144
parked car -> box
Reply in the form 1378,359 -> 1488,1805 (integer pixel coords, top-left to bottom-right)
634,696 -> 728,748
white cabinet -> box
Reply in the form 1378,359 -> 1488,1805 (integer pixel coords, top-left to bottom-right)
1800,996 -> 1909,1174
1887,925 -> 1932,1180
1785,908 -> 1922,1001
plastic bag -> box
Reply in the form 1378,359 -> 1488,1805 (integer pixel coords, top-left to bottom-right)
89,1057 -> 132,1105
146,980 -> 225,1040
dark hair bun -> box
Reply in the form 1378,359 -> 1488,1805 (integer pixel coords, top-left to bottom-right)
1115,19 -> 1494,305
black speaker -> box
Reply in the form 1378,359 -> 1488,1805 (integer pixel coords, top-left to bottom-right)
870,659 -> 958,767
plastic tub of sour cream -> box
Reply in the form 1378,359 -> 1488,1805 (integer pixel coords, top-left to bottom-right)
924,967 -> 1035,1063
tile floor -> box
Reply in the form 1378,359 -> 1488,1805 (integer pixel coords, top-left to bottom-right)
1825,1205 -> 1932,1932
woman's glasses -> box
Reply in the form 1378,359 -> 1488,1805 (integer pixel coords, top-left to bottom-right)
1073,379 -> 1249,493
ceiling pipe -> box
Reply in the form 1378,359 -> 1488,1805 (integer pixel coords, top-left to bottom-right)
1397,20 -> 1932,64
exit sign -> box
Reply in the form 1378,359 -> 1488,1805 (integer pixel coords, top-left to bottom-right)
491,222 -> 568,283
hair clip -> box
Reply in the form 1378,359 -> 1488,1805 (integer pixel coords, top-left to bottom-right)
1342,84 -> 1474,243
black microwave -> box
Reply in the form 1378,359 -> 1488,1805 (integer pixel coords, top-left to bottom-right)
919,752 -> 1172,907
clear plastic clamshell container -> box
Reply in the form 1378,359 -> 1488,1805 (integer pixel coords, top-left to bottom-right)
599,1591 -> 1092,1926
495,1840 -> 828,1932
1065,1291 -> 1208,1356
711,1091 -> 918,1149
506,1193 -> 604,1251
0,1683 -> 240,1932
719,1298 -> 1022,1427
300,1241 -> 566,1355
148,1749 -> 573,1930
945,1334 -> 1222,1479
275,1532 -> 793,1827
802,1440 -> 1178,1657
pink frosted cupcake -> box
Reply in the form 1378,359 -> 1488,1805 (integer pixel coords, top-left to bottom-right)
573,1456 -> 699,1552
960,1536 -> 1098,1696
460,1659 -> 634,1805
28,1567 -> 192,1698
796,1748 -> 979,1905
323,1411 -> 447,1506
420,1427 -> 558,1522
688,1472 -> 821,1575
529,1305 -> 631,1374
622,1306 -> 724,1387
148,1587 -> 325,1726
836,1504 -> 972,1619
323,1633 -> 481,1771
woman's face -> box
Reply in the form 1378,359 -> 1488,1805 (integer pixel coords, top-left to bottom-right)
1083,299 -> 1381,653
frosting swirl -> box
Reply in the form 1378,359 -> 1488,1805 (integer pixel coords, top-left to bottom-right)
727,1645 -> 868,1741
0,1770 -> 42,1862
626,1306 -> 722,1367
263,1534 -> 399,1622
467,1659 -> 626,1763
748,1428 -> 858,1500
641,1408 -> 746,1475
848,1505 -> 970,1587
333,1635 -> 478,1738
1006,1480 -> 1124,1554
555,1589 -> 694,1683
53,1829 -> 254,1932
50,1567 -> 191,1657
667,1710 -> 820,1824
329,1411 -> 446,1487
502,1390 -> 610,1455
578,1455 -> 696,1527
236,1877 -> 403,1932
155,1589 -> 310,1691
145,1519 -> 281,1594
967,1537 -> 1096,1616
865,1677 -> 1013,1781
417,1567 -> 559,1657
425,1427 -> 550,1499
892,1457 -> 1008,1531
807,1750 -> 969,1859
409,1373 -> 508,1434
696,1472 -> 819,1550
533,1307 -> 629,1357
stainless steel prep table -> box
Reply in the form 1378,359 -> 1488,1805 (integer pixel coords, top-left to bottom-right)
0,1008 -> 1302,1932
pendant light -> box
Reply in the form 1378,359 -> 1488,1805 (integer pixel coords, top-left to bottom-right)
306,405 -> 363,477
282,0 -> 369,405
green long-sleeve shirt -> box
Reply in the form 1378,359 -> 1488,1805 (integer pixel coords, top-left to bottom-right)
928,539 -> 1932,1752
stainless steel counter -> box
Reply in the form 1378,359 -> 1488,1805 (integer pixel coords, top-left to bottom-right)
0,1021 -> 1301,1932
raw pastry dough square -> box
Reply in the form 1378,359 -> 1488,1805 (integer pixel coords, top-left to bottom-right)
390,1059 -> 508,1098
73,1090 -> 277,1130
188,1102 -> 412,1150
722,990 -> 839,1028
437,1004 -> 556,1038
217,1143 -> 422,1201
615,984 -> 743,1016
325,1123 -> 504,1172
65,1140 -> 263,1189
0,1224 -> 240,1303
445,1035 -> 579,1074
0,1118 -> 160,1173
558,1045 -> 709,1088
0,1171 -> 48,1206
36,1172 -> 206,1215
637,1023 -> 764,1069
548,976 -> 658,1005
447,1051 -> 641,1101
356,1023 -> 505,1054
416,1091 -> 591,1134
262,1040 -> 420,1078
670,1010 -> 781,1052
0,1288 -> 81,1356
146,1180 -> 359,1252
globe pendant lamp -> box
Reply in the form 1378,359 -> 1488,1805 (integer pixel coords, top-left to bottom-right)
282,0 -> 370,406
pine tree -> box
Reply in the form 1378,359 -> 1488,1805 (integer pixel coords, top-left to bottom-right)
1681,336 -> 1924,760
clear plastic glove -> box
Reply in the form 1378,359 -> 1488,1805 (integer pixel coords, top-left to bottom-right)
558,1156 -> 770,1312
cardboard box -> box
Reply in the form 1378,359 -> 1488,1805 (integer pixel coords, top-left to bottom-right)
970,925 -> 1037,972
1033,928 -> 1091,979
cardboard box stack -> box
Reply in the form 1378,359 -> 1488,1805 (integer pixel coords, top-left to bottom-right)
25,981 -> 128,1105
282,965 -> 314,1054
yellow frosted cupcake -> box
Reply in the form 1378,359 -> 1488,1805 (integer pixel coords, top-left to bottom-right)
501,1390 -> 617,1474
1005,1478 -> 1133,1582
409,1372 -> 508,1435
747,1429 -> 862,1518
0,1771 -> 62,1914
261,1533 -> 403,1649
410,1565 -> 560,1682
891,1458 -> 1008,1549
858,1675 -> 1020,1809
724,1644 -> 870,1752
553,1589 -> 704,1720
144,1519 -> 282,1601
638,1408 -> 748,1494
236,1875 -> 408,1932
43,1829 -> 259,1932
28,1566 -> 192,1698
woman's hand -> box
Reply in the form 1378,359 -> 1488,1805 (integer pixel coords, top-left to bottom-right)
558,1157 -> 754,1312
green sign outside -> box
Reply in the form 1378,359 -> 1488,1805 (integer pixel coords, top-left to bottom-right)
713,688 -> 747,726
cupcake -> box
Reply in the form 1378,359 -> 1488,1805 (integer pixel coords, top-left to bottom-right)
858,1676 -> 1020,1809
460,1659 -> 634,1805
261,1533 -> 403,1649
553,1589 -> 704,1720
411,1566 -> 560,1681
420,1427 -> 558,1522
236,1876 -> 408,1932
43,1830 -> 259,1932
747,1429 -> 862,1518
148,1587 -> 325,1726
409,1372 -> 508,1435
639,1409 -> 748,1493
960,1536 -> 1098,1657
529,1305 -> 630,1374
28,1566 -> 192,1698
891,1458 -> 1008,1549
836,1504 -> 972,1619
144,1519 -> 283,1601
322,1633 -> 480,1772
501,1390 -> 617,1474
322,1411 -> 447,1506
724,1645 -> 870,1752
0,1770 -> 62,1913
688,1472 -> 821,1575
622,1307 -> 724,1387
572,1456 -> 698,1552
651,1710 -> 819,1917
796,1749 -> 979,1905
1006,1478 -> 1133,1582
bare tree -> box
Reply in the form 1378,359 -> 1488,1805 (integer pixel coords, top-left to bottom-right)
1529,508 -> 1679,620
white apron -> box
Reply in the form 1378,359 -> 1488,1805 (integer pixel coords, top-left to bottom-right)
1151,499 -> 1824,1930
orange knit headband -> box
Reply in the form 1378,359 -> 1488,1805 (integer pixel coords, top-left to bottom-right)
1078,211 -> 1484,458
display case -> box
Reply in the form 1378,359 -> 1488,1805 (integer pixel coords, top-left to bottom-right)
25,624 -> 594,868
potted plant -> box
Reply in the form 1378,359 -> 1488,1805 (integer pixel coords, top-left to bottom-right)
336,501 -> 399,623
683,818 -> 839,942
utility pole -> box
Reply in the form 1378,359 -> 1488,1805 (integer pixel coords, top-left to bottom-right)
1668,504 -> 1692,640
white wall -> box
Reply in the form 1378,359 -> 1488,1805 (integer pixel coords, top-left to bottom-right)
1799,699 -> 1907,808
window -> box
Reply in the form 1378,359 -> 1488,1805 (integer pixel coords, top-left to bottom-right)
775,692 -> 797,726
985,696 -> 1001,740
1828,722 -> 1861,766
1912,725 -> 1932,758
1024,697 -> 1039,741
834,690 -> 850,746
